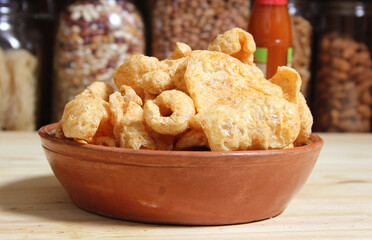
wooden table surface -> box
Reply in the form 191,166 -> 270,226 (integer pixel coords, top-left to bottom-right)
0,132 -> 371,239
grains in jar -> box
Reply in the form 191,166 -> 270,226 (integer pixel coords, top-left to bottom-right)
151,0 -> 250,60
288,0 -> 314,99
53,0 -> 145,121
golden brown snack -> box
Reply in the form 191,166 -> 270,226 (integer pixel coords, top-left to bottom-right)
167,42 -> 192,60
80,81 -> 114,102
294,93 -> 313,146
183,50 -> 282,113
113,55 -> 160,99
109,90 -> 155,149
145,126 -> 175,150
160,57 -> 187,80
143,89 -> 195,135
269,67 -> 313,146
175,129 -> 209,150
118,85 -> 142,106
208,27 -> 256,65
160,43 -> 191,81
172,57 -> 189,93
143,70 -> 174,95
61,95 -> 110,142
269,66 -> 301,104
60,81 -> 115,143
57,27 -> 313,151
191,95 -> 300,151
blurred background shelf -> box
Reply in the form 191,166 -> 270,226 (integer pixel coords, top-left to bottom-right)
0,0 -> 371,133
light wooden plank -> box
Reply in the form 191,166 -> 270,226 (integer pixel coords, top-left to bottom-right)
0,132 -> 371,239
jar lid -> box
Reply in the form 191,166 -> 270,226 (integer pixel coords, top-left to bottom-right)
255,0 -> 288,5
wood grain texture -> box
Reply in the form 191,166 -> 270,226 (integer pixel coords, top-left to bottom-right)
0,132 -> 371,239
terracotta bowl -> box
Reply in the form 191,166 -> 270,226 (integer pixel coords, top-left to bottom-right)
39,123 -> 323,225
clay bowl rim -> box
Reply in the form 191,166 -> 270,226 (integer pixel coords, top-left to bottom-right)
39,122 -> 324,167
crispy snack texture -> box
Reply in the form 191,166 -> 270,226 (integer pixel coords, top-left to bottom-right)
208,27 -> 256,65
143,90 -> 195,135
80,81 -> 114,101
269,67 -> 313,146
191,96 -> 301,151
175,129 -> 209,150
143,70 -> 174,95
167,42 -> 192,60
57,28 -> 313,151
113,55 -> 159,99
61,94 -> 110,142
109,89 -> 155,149
182,50 -> 282,113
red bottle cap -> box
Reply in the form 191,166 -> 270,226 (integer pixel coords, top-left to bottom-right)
255,0 -> 287,5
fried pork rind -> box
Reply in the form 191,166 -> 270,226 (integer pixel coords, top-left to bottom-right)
269,67 -> 301,104
182,50 -> 283,113
294,93 -> 313,146
118,85 -> 142,106
167,42 -> 192,60
113,55 -> 159,99
208,28 -> 256,65
191,95 -> 301,151
175,129 -> 209,150
172,57 -> 189,93
58,28 -> 313,151
159,43 -> 192,86
109,89 -> 155,149
160,58 -> 186,81
61,95 -> 111,142
145,126 -> 175,150
80,81 -> 114,101
143,70 -> 174,95
143,89 -> 196,135
269,67 -> 313,146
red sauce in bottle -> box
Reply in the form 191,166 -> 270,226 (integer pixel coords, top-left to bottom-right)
248,0 -> 292,79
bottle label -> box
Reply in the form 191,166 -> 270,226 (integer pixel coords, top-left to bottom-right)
253,47 -> 293,78
254,47 -> 268,78
287,47 -> 293,67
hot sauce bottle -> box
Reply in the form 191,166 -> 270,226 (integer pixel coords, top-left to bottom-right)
248,0 -> 292,79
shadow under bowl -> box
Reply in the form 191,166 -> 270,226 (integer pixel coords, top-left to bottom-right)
39,123 -> 323,225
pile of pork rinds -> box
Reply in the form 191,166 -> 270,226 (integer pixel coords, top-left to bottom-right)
56,28 -> 313,151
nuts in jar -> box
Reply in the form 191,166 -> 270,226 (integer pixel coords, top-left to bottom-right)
314,33 -> 372,132
151,0 -> 250,60
288,0 -> 315,100
52,0 -> 145,121
291,15 -> 312,98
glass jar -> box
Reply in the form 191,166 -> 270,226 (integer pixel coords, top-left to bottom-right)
288,0 -> 314,99
313,0 -> 372,132
151,0 -> 251,60
0,0 -> 41,131
52,0 -> 145,121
